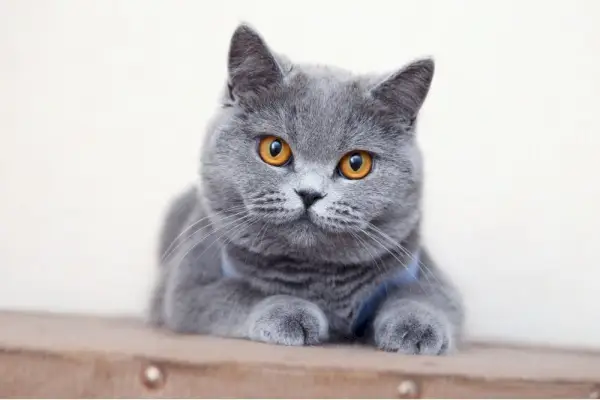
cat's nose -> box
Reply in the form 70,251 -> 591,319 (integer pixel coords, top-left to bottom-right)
295,189 -> 324,209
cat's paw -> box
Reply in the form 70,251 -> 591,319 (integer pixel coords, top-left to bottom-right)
374,300 -> 453,355
246,295 -> 329,346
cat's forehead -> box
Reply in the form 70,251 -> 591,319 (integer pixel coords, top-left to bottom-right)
284,64 -> 371,107
275,70 -> 391,160
239,66 -> 399,163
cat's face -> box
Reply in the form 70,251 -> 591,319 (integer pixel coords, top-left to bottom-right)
200,25 -> 433,257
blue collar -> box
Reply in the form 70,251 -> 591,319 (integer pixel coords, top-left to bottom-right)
351,251 -> 420,337
220,249 -> 420,337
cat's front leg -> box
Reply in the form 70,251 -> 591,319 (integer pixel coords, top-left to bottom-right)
163,264 -> 329,345
163,277 -> 264,338
246,295 -> 329,346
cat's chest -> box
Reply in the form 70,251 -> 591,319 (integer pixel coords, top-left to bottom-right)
266,269 -> 371,334
224,251 -> 375,322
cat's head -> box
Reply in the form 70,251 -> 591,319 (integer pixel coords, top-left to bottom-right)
200,24 -> 433,260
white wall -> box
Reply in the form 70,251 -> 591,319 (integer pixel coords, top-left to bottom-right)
1,0 -> 599,349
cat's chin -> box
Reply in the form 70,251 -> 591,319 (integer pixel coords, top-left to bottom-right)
285,219 -> 320,248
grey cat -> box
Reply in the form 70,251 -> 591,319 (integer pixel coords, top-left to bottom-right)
148,24 -> 464,355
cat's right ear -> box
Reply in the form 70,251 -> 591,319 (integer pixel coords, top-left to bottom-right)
227,24 -> 283,102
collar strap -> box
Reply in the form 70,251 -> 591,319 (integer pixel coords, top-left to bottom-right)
351,251 -> 420,337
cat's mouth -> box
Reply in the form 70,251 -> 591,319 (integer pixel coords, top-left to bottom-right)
297,212 -> 310,222
293,214 -> 317,231
299,208 -> 332,229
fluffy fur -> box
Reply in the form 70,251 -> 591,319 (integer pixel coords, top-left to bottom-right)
148,24 -> 464,355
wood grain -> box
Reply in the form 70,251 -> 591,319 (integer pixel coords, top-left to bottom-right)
0,312 -> 598,398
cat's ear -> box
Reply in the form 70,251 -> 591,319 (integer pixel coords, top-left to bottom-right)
370,58 -> 435,120
227,24 -> 283,100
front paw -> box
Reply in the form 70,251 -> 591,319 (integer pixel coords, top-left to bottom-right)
246,295 -> 329,346
374,300 -> 453,355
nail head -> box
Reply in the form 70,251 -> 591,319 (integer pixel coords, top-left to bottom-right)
141,364 -> 165,389
397,379 -> 419,398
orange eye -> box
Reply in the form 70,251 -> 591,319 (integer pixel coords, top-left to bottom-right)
338,151 -> 373,180
258,136 -> 292,166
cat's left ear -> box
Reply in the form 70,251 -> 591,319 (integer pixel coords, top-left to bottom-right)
370,58 -> 435,120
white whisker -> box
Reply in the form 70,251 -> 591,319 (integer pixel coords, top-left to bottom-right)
190,214 -> 262,267
161,207 -> 248,262
160,204 -> 246,261
365,223 -> 461,308
351,231 -> 384,275
173,213 -> 255,268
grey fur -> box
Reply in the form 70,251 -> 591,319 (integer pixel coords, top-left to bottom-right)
148,24 -> 464,354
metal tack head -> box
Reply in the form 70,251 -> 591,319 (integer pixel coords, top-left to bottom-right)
141,363 -> 165,389
397,379 -> 419,398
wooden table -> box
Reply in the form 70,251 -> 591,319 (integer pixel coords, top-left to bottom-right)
0,312 -> 598,398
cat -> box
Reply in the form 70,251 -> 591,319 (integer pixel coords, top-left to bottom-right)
148,24 -> 464,355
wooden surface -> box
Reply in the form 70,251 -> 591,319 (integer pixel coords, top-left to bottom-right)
0,311 -> 599,398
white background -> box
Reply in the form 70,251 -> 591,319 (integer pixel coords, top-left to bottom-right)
1,0 -> 599,348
